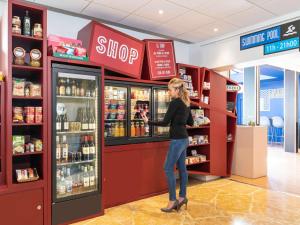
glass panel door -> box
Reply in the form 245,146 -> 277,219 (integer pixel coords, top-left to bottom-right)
153,88 -> 170,136
55,72 -> 99,200
104,85 -> 127,139
130,87 -> 151,138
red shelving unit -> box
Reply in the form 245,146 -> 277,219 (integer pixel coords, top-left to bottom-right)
0,1 -> 48,225
0,82 -> 5,186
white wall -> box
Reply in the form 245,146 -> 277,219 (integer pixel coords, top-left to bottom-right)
47,11 -> 190,64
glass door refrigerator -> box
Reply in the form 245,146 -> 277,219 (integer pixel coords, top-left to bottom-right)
153,87 -> 171,137
51,64 -> 101,225
104,81 -> 170,145
129,85 -> 152,140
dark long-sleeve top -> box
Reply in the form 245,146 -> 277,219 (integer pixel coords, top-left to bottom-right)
149,98 -> 194,139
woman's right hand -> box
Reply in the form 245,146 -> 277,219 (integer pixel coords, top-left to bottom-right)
141,113 -> 148,123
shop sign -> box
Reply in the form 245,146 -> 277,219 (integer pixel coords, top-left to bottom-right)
145,40 -> 177,79
280,20 -> 300,40
240,26 -> 281,50
264,36 -> 299,55
78,22 -> 145,79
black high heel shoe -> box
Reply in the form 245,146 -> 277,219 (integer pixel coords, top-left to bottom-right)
161,200 -> 179,213
178,198 -> 188,210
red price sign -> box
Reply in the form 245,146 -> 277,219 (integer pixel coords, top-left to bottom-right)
145,40 -> 177,80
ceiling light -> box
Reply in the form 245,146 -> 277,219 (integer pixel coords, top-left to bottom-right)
214,28 -> 219,32
158,9 -> 164,15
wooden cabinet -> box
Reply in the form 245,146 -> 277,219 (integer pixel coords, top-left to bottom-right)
103,142 -> 169,208
0,189 -> 43,225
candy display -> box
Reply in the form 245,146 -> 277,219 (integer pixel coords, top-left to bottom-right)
48,35 -> 88,61
13,106 -> 43,123
188,135 -> 209,145
12,78 -> 41,97
191,109 -> 210,127
16,168 -> 39,183
13,135 -> 43,155
179,68 -> 198,98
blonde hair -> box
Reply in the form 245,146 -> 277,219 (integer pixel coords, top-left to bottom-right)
168,78 -> 190,107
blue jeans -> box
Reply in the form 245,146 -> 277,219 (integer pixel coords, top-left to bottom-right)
164,138 -> 189,201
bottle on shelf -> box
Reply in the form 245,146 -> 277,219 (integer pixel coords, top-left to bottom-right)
56,136 -> 61,163
119,122 -> 125,137
23,10 -> 31,36
76,108 -> 82,128
83,166 -> 90,188
86,81 -> 91,97
131,122 -> 135,137
82,136 -> 89,161
71,79 -> 77,96
88,109 -> 96,130
57,169 -> 66,195
91,83 -> 96,97
140,122 -> 145,136
62,135 -> 68,163
135,122 -> 140,137
56,114 -> 62,131
65,167 -> 73,193
65,78 -> 72,96
81,108 -> 89,131
58,78 -> 66,96
76,81 -> 81,97
89,166 -> 95,187
80,81 -> 85,97
115,122 -> 120,137
89,135 -> 95,160
62,113 -> 69,132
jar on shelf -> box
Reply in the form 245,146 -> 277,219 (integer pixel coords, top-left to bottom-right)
32,23 -> 42,38
13,47 -> 26,65
12,24 -> 21,35
12,16 -> 21,26
30,49 -> 42,67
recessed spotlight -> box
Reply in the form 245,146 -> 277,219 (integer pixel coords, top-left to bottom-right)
214,28 -> 219,32
158,9 -> 164,15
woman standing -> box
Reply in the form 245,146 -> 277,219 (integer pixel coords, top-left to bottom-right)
142,78 -> 194,213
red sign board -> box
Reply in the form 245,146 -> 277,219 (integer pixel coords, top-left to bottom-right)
78,21 -> 145,79
144,40 -> 177,80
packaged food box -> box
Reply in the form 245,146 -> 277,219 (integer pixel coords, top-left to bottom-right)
35,107 -> 43,123
32,138 -> 43,152
12,78 -> 25,96
13,135 -> 25,154
13,107 -> 24,123
30,83 -> 41,96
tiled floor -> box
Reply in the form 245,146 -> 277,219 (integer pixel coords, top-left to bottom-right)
231,145 -> 300,195
73,146 -> 300,225
73,179 -> 300,225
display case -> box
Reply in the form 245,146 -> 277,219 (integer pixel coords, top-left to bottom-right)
104,80 -> 169,145
153,88 -> 170,137
51,63 -> 101,225
129,86 -> 151,138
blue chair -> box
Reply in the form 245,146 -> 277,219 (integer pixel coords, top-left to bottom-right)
271,116 -> 284,145
260,116 -> 273,144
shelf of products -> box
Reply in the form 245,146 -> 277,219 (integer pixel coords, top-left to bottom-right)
54,71 -> 99,200
10,3 -> 46,185
130,87 -> 151,138
104,85 -> 127,138
178,67 -> 199,98
153,89 -> 170,136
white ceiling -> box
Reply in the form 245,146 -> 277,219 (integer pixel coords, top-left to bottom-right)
25,0 -> 300,43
